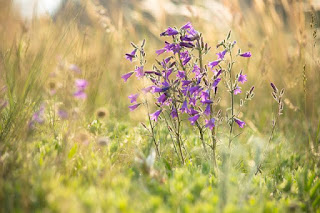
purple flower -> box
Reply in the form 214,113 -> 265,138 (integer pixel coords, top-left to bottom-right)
234,118 -> 245,128
182,80 -> 192,86
69,64 -> 81,74
189,108 -> 199,116
165,42 -> 180,54
135,66 -> 144,78
189,86 -> 201,95
208,60 -> 221,68
160,27 -> 179,36
177,70 -> 185,79
164,68 -> 173,80
205,118 -> 215,130
29,104 -> 45,129
182,56 -> 191,65
125,49 -> 137,62
75,79 -> 88,90
121,72 -> 134,82
215,69 -> 222,77
188,114 -> 200,125
200,91 -> 210,103
216,50 -> 227,60
192,64 -> 202,79
33,104 -> 45,123
74,79 -> 88,99
156,48 -> 166,56
189,97 -> 196,106
204,104 -> 211,116
181,22 -> 192,30
186,26 -> 199,37
234,86 -> 242,95
129,103 -> 141,111
180,42 -> 194,48
128,93 -> 139,103
157,93 -> 168,104
181,86 -> 189,96
171,107 -> 178,118
58,109 -> 68,120
240,52 -> 251,57
150,110 -> 162,122
142,86 -> 154,93
74,90 -> 87,99
213,78 -> 221,88
238,74 -> 247,84
180,100 -> 188,113
162,56 -> 172,65
153,83 -> 170,93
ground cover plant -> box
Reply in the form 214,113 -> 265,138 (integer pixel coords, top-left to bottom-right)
0,0 -> 320,212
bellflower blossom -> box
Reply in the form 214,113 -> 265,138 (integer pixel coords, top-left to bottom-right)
160,27 -> 179,36
204,104 -> 211,116
125,49 -> 137,62
171,107 -> 178,118
29,104 -> 45,129
208,60 -> 221,68
156,48 -> 166,56
121,72 -> 134,82
188,114 -> 200,125
234,86 -> 242,95
177,70 -> 185,79
205,118 -> 215,130
238,74 -> 247,84
135,66 -> 144,78
240,52 -> 251,57
180,100 -> 188,113
129,103 -> 141,111
74,79 -> 88,99
217,50 -> 227,60
234,118 -> 245,128
192,65 -> 202,79
128,94 -> 139,103
150,110 -> 162,122
213,78 -> 221,88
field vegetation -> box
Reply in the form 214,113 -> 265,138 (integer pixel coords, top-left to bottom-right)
0,0 -> 319,212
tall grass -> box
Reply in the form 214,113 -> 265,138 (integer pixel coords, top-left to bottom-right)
0,0 -> 319,212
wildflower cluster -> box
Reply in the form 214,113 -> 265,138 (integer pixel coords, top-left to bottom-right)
123,22 -> 254,165
28,58 -> 89,130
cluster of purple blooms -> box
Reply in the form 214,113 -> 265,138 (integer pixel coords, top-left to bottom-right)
29,63 -> 89,129
74,79 -> 89,100
122,22 -> 251,131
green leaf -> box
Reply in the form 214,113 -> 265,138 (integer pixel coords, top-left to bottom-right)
68,144 -> 78,159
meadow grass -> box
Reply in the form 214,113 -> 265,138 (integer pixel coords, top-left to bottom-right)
0,1 -> 319,212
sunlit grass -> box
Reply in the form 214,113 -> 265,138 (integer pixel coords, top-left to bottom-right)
0,1 -> 319,212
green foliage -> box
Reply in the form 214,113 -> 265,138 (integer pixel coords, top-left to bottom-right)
0,1 -> 320,212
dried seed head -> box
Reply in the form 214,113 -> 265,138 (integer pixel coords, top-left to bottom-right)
216,97 -> 221,104
46,79 -> 58,95
249,86 -> 255,94
97,136 -> 110,146
217,109 -> 222,117
270,83 -> 278,93
95,107 -> 108,119
272,92 -> 278,101
141,122 -> 148,130
76,131 -> 90,144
